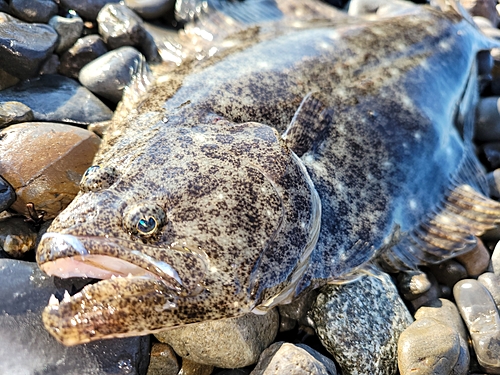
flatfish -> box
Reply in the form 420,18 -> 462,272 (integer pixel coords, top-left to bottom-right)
36,1 -> 500,345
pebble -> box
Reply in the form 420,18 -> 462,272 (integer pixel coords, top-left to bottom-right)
482,142 -> 500,170
8,0 -> 58,23
125,0 -> 175,20
308,272 -> 413,375
0,13 -> 58,80
427,260 -> 468,288
460,0 -> 498,26
0,101 -> 33,128
58,35 -> 109,79
278,289 -> 318,327
478,272 -> 500,308
147,342 -> 179,375
0,216 -> 37,258
454,279 -> 500,374
0,69 -> 20,91
492,240 -> 500,274
0,176 -> 15,213
487,169 -> 500,199
407,272 -> 441,312
39,54 -> 60,75
396,270 -> 431,300
0,122 -> 101,219
475,97 -> 500,141
250,342 -> 337,375
97,3 -> 161,62
48,15 -> 84,54
455,238 -> 490,277
178,358 -> 214,375
155,309 -> 279,369
59,0 -> 120,21
0,258 -> 150,374
79,47 -> 147,103
0,74 -> 113,124
414,299 -> 468,341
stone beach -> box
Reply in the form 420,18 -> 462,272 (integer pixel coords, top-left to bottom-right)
1,0 -> 500,374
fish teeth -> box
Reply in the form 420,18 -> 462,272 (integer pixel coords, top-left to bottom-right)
48,294 -> 60,307
63,290 -> 71,302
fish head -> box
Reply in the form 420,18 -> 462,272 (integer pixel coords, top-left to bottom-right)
36,118 -> 321,345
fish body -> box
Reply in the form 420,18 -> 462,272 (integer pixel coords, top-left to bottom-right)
37,3 -> 500,345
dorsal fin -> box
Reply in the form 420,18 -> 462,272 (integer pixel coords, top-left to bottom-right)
282,92 -> 334,157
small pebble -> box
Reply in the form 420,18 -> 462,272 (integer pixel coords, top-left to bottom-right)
0,176 -> 15,213
455,238 -> 490,277
309,272 -> 413,375
147,342 -> 179,375
454,279 -> 500,374
48,15 -> 84,54
38,54 -> 60,75
79,47 -> 147,103
156,309 -> 279,368
58,35 -> 108,79
487,169 -> 500,199
478,272 -> 500,308
0,101 -> 33,128
475,97 -> 500,142
0,216 -> 37,258
97,3 -> 161,62
250,342 -> 337,375
0,74 -> 113,124
428,260 -> 468,288
0,13 -> 58,80
178,358 -> 214,375
59,0 -> 120,21
396,270 -> 431,300
9,0 -> 58,23
0,122 -> 101,219
125,0 -> 175,20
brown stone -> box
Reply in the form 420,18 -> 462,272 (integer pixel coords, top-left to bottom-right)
178,358 -> 214,375
455,238 -> 490,277
147,342 -> 179,375
0,122 -> 101,219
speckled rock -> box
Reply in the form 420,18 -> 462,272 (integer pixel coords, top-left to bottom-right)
124,0 -> 175,19
478,272 -> 500,308
0,13 -> 58,80
58,35 -> 109,79
48,15 -> 84,54
147,342 -> 179,375
475,97 -> 500,142
309,272 -> 413,375
0,258 -> 150,374
59,0 -> 120,20
396,270 -> 431,301
455,239 -> 490,277
9,0 -> 58,23
492,240 -> 500,275
97,3 -> 161,62
0,216 -> 37,258
0,101 -> 33,128
250,342 -> 337,375
0,74 -> 113,124
0,122 -> 101,219
0,176 -> 15,213
460,0 -> 498,26
156,309 -> 279,368
454,279 -> 500,374
79,47 -> 146,103
428,260 -> 468,288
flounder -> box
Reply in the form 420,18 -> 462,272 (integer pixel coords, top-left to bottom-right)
36,0 -> 500,345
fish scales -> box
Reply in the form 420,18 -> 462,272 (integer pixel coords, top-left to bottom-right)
36,3 -> 500,345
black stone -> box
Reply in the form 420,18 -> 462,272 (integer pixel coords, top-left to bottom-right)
59,35 -> 109,79
0,176 -> 15,212
9,0 -> 58,23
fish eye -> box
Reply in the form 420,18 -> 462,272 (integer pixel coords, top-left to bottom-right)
80,165 -> 118,192
137,216 -> 158,235
123,203 -> 166,238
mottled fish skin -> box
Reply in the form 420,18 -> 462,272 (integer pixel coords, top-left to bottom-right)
37,4 -> 500,345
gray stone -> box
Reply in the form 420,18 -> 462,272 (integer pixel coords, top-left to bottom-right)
97,3 -> 161,62
309,272 -> 413,375
475,97 -> 500,142
278,289 -> 318,327
396,270 -> 431,300
39,54 -> 60,75
0,74 -> 112,125
0,176 -> 15,213
49,15 -> 84,54
492,240 -> 500,275
59,0 -> 120,20
9,0 -> 58,23
0,101 -> 33,128
478,272 -> 500,309
0,216 -> 37,258
59,35 -> 109,79
487,169 -> 500,199
0,0 -> 7,13
250,342 -> 337,375
125,0 -> 175,19
0,258 -> 150,374
79,47 -> 146,103
428,260 -> 468,288
156,309 -> 279,368
454,279 -> 500,374
0,13 -> 58,80
147,342 -> 179,375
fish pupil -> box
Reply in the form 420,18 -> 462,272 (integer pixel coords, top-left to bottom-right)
137,217 -> 157,234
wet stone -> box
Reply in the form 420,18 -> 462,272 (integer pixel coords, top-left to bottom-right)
309,272 -> 413,375
0,13 -> 58,80
454,279 -> 500,373
9,0 -> 58,23
478,272 -> 500,308
0,216 -> 37,258
48,15 -> 84,54
0,258 -> 150,374
156,309 -> 279,368
396,270 -> 431,300
0,122 -> 101,219
475,97 -> 500,142
124,0 -> 175,19
59,0 -> 120,21
428,260 -> 468,288
0,101 -> 33,128
147,342 -> 179,375
0,176 -> 15,213
97,3 -> 161,62
250,342 -> 337,375
58,35 -> 108,79
0,74 -> 113,125
79,47 -> 146,103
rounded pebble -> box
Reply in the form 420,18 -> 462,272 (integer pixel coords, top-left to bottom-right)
48,15 -> 84,54
454,279 -> 500,373
475,97 -> 500,142
492,240 -> 500,275
59,0 -> 121,21
58,35 -> 109,79
0,176 -> 16,213
156,309 -> 279,368
250,342 -> 338,375
0,122 -> 101,219
0,216 -> 37,258
455,239 -> 490,277
0,101 -> 33,128
428,260 -> 468,288
124,0 -> 175,19
487,169 -> 500,199
396,270 -> 431,300
9,0 -> 58,23
79,46 -> 146,103
478,272 -> 500,308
